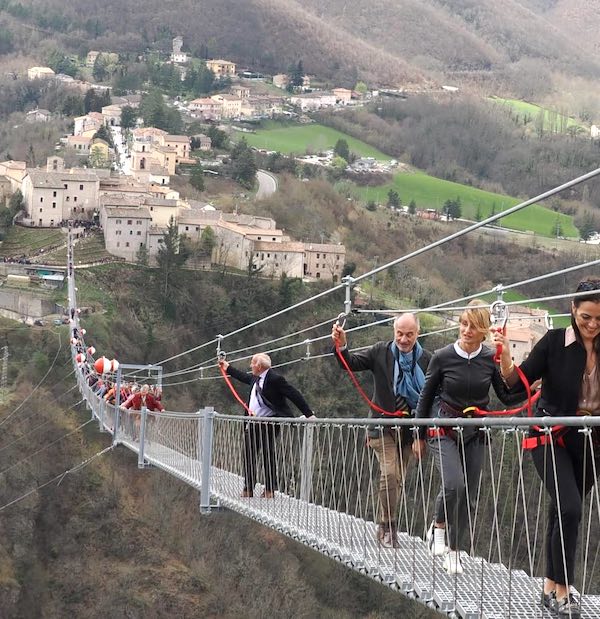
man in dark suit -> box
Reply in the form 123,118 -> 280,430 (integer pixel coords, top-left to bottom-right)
332,313 -> 431,548
219,353 -> 315,498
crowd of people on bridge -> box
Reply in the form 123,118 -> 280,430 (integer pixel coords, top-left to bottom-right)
217,277 -> 600,619
73,331 -> 164,438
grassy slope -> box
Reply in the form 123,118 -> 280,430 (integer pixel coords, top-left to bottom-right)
489,97 -> 586,132
0,227 -> 65,257
352,171 -> 579,237
242,122 -> 390,159
241,121 -> 578,238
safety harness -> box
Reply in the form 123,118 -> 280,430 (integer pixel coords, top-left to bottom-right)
428,301 -> 548,445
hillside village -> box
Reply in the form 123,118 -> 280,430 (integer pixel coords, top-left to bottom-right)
1,37 -> 356,282
0,36 -> 591,357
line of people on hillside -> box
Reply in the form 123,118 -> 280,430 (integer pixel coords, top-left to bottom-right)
219,278 -> 600,619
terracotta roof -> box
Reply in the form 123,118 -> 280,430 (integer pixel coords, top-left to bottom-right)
103,205 -> 152,218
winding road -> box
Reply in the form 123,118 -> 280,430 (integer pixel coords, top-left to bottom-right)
256,169 -> 278,198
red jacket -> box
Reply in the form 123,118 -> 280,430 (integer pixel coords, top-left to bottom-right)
122,392 -> 164,412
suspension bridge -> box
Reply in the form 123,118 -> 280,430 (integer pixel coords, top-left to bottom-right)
41,168 -> 600,617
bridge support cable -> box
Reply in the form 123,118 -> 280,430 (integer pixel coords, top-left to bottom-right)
144,168 -> 600,375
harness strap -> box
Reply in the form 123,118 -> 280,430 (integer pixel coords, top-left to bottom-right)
427,427 -> 456,441
522,430 -> 567,451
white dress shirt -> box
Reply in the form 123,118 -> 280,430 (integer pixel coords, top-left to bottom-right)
249,369 -> 273,417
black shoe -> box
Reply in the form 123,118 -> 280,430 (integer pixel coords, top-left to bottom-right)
556,593 -> 581,618
541,590 -> 556,612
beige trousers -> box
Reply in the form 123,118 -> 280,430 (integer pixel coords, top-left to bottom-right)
368,431 -> 412,528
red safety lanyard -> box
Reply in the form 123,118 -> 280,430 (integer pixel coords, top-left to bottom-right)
461,389 -> 542,418
218,363 -> 254,416
460,357 -> 541,418
335,344 -> 409,417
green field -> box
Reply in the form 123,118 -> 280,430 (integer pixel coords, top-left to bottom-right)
489,97 -> 586,133
353,170 -> 579,238
241,122 -> 389,160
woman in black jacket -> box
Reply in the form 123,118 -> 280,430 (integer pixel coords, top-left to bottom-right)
494,279 -> 600,618
413,300 -> 524,575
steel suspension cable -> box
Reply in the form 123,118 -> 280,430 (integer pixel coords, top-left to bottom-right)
356,257 -> 600,315
0,445 -> 114,514
0,332 -> 64,429
143,169 -> 600,372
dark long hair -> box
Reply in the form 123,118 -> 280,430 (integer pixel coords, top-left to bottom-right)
571,278 -> 600,387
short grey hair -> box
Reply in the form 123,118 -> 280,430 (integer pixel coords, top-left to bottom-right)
253,353 -> 272,369
393,313 -> 420,330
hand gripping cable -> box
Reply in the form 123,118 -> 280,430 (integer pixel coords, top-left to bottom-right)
334,313 -> 410,417
490,300 -> 509,364
216,349 -> 253,416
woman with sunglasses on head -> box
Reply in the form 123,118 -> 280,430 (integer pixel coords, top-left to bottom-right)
413,300 -> 525,576
494,278 -> 600,618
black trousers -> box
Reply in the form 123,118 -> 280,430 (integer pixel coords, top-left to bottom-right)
531,429 -> 596,587
428,427 -> 484,551
243,420 -> 280,492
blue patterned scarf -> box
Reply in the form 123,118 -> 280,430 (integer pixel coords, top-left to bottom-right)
391,341 -> 425,410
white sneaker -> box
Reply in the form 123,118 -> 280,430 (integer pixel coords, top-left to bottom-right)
426,522 -> 447,556
443,550 -> 464,575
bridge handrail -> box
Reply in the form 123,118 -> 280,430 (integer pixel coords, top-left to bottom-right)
212,412 -> 600,428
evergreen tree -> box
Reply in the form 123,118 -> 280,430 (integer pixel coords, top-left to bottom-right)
552,215 -> 563,238
408,199 -> 417,214
229,139 -> 257,189
120,106 -> 137,130
288,60 -> 304,88
207,126 -> 227,149
93,125 -> 114,148
577,211 -> 596,241
333,138 -> 350,162
200,226 -> 215,257
387,189 -> 400,208
190,162 -> 205,191
93,54 -> 109,82
61,95 -> 84,117
156,217 -> 190,312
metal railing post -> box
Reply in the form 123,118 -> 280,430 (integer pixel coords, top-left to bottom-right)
113,368 -> 122,445
300,421 -> 314,503
98,397 -> 105,431
199,407 -> 215,513
138,406 -> 148,468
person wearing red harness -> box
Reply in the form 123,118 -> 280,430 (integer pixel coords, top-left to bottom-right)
413,300 -> 524,575
332,313 -> 432,549
219,354 -> 315,499
494,279 -> 600,618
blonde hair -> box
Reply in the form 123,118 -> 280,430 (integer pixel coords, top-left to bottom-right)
460,299 -> 491,342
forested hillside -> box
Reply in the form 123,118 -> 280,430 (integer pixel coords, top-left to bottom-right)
2,0 -> 600,88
